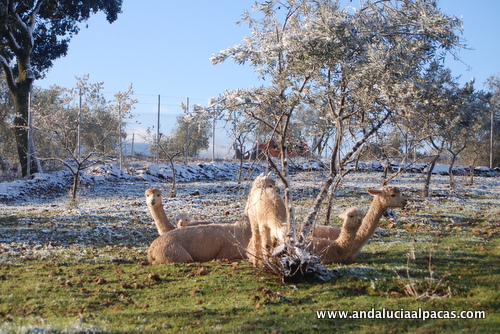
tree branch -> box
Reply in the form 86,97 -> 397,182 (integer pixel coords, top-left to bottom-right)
0,55 -> 17,93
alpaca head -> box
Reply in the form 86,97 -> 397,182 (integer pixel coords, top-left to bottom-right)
251,172 -> 276,190
339,207 -> 364,232
367,186 -> 407,208
145,188 -> 162,207
176,212 -> 191,227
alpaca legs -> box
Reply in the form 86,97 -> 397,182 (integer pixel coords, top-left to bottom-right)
248,222 -> 262,266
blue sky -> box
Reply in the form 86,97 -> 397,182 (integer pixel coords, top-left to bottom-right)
36,0 -> 500,147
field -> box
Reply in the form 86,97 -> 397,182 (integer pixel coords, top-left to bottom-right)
0,162 -> 499,333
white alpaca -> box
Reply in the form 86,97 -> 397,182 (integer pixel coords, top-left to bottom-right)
309,207 -> 364,264
245,173 -> 287,267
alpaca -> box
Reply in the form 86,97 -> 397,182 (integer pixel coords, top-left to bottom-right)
245,173 -> 287,267
312,224 -> 341,241
145,188 -> 175,235
147,219 -> 252,264
175,212 -> 217,228
146,188 -> 216,233
308,207 -> 364,264
145,188 -> 252,264
347,186 -> 407,260
311,186 -> 406,247
175,212 -> 191,228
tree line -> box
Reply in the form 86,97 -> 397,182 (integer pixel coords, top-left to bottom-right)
1,0 -> 499,187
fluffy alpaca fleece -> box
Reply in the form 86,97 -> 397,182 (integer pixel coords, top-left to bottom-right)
245,173 -> 287,267
308,207 -> 364,264
145,188 -> 176,235
147,219 -> 251,264
312,225 -> 341,241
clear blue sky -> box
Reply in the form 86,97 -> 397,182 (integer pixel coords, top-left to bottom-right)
36,0 -> 500,145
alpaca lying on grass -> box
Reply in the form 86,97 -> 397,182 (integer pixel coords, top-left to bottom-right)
312,224 -> 341,241
308,207 -> 364,264
147,220 -> 251,264
146,188 -> 251,264
311,186 -> 406,249
245,173 -> 287,267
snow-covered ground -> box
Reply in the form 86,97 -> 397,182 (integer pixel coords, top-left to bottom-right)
1,160 -> 498,203
1,160 -> 499,264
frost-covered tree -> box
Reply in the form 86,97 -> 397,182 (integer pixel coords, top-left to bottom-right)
212,0 -> 464,247
485,75 -> 500,168
158,111 -> 211,160
400,63 -> 486,196
110,84 -> 137,169
443,80 -> 488,190
0,73 -> 15,174
215,102 -> 258,182
0,0 -> 122,176
33,76 -> 133,200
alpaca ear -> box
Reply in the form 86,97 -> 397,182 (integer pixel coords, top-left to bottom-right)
266,172 -> 272,178
338,212 -> 346,219
367,189 -> 383,196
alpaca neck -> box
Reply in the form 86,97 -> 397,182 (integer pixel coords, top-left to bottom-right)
356,197 -> 386,245
235,217 -> 253,246
149,204 -> 175,235
334,227 -> 358,250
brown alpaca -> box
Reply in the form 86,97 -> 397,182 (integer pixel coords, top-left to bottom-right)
245,173 -> 287,267
312,225 -> 341,241
147,219 -> 252,264
146,188 -> 216,233
308,207 -> 364,264
347,186 -> 407,260
145,188 -> 251,264
145,188 -> 175,235
310,186 -> 406,247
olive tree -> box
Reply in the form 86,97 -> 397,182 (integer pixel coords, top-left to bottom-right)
33,76 -> 134,200
212,0 -> 464,246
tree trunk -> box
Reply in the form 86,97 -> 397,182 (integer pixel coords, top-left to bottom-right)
168,157 -> 177,198
448,154 -> 457,191
11,80 -> 39,177
71,169 -> 80,201
423,154 -> 440,198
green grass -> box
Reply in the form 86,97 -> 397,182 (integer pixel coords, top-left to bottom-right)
1,179 -> 499,333
1,249 -> 497,333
